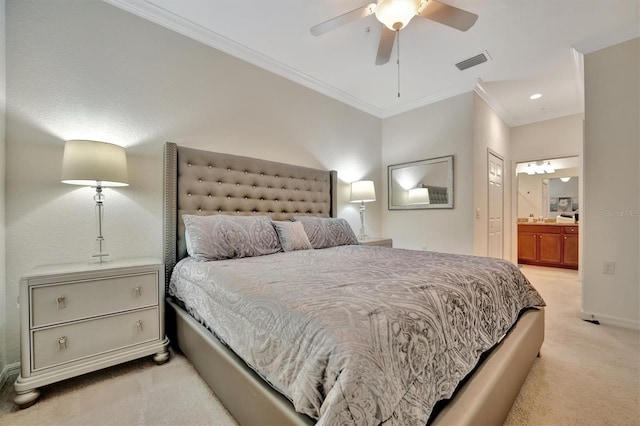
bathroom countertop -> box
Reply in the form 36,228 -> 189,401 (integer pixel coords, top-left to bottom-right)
517,221 -> 578,226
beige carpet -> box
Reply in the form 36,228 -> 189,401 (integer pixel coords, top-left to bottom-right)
505,266 -> 640,426
1,265 -> 638,425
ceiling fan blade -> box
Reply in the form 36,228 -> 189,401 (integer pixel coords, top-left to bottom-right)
375,26 -> 396,65
310,3 -> 376,36
418,0 -> 478,31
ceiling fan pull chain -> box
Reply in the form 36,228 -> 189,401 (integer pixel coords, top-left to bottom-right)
397,30 -> 401,98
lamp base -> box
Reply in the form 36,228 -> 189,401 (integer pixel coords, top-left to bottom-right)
92,189 -> 110,263
91,252 -> 110,263
358,202 -> 368,241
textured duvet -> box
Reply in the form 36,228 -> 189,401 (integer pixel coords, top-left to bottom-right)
169,246 -> 544,425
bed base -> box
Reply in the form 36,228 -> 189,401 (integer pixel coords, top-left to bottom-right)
167,299 -> 313,425
167,298 -> 544,426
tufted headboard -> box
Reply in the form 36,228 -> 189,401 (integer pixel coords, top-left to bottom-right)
163,142 -> 338,286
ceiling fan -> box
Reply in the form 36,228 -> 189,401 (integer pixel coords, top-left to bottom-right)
310,0 -> 478,65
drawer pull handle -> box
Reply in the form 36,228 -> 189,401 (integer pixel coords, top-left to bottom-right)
136,320 -> 144,332
58,336 -> 67,351
57,296 -> 66,310
134,286 -> 142,297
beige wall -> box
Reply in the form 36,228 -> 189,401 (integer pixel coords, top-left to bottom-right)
3,0 -> 382,364
583,37 -> 639,329
0,0 -> 7,380
511,114 -> 584,161
380,93 -> 474,253
472,93 -> 512,260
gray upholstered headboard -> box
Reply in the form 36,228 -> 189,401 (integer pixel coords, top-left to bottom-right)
163,142 -> 338,286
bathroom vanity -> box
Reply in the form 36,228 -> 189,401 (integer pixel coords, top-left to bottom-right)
517,223 -> 578,269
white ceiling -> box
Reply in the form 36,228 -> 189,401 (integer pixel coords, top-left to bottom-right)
105,0 -> 639,126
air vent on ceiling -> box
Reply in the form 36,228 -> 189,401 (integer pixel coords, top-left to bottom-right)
455,51 -> 490,71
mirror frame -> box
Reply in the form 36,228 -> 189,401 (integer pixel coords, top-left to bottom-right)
387,155 -> 454,210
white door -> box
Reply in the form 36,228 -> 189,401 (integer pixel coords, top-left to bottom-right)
542,179 -> 549,218
488,151 -> 504,258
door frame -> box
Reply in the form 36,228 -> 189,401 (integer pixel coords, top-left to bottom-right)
487,148 -> 505,259
511,153 -> 583,278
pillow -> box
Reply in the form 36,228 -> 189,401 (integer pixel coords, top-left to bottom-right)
292,216 -> 359,249
272,221 -> 313,252
183,214 -> 281,261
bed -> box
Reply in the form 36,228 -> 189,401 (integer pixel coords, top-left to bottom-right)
163,142 -> 545,425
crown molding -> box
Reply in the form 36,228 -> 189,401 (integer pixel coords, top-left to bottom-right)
509,107 -> 585,128
103,0 -> 586,125
570,48 -> 585,108
103,0 -> 385,118
379,84 -> 476,119
474,79 -> 514,126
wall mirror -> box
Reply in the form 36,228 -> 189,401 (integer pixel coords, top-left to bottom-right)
388,155 -> 454,210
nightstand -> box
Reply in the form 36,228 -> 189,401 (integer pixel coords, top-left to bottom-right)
358,237 -> 393,248
14,257 -> 170,409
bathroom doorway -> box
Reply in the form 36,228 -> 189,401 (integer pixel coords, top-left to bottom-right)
515,156 -> 581,270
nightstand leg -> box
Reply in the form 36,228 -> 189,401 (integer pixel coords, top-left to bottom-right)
153,349 -> 170,365
14,387 -> 41,409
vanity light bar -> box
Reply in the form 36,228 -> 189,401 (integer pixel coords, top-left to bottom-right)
524,161 -> 555,175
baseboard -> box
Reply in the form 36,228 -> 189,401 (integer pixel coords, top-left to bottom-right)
0,362 -> 20,390
581,311 -> 640,330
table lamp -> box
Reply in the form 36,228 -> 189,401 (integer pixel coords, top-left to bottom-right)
350,180 -> 376,239
61,140 -> 129,262
408,187 -> 430,204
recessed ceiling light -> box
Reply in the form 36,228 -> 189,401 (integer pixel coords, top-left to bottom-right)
529,93 -> 542,100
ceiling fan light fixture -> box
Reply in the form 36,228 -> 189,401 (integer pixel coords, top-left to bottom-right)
375,0 -> 420,30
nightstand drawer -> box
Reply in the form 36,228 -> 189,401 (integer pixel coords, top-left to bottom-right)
32,307 -> 159,371
31,272 -> 158,328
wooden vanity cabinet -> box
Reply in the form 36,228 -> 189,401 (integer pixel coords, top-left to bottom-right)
562,226 -> 579,268
518,224 -> 578,269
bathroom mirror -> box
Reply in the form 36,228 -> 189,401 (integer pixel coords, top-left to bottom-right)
388,155 -> 454,210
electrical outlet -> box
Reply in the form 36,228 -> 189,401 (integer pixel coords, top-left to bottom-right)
602,262 -> 616,275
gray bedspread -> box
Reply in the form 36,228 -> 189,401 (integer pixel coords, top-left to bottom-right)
169,246 -> 544,425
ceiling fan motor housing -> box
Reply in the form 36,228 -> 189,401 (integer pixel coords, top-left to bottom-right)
375,0 -> 421,30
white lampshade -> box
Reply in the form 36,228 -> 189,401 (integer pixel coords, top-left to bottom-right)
61,140 -> 129,187
560,177 -> 571,182
375,0 -> 420,30
408,187 -> 430,204
350,180 -> 376,203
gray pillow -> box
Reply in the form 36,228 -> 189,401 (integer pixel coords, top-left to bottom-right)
292,216 -> 358,249
183,214 -> 281,261
272,221 -> 313,252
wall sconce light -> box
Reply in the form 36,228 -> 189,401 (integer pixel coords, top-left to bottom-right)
350,180 -> 376,240
61,140 -> 129,262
